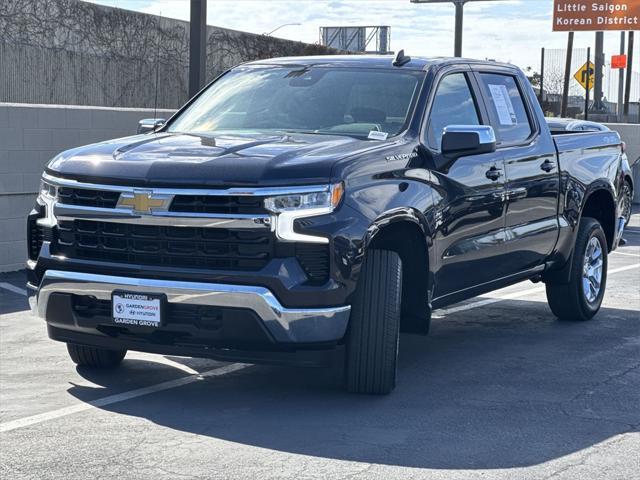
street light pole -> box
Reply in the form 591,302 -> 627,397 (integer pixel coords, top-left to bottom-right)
410,0 -> 502,58
265,23 -> 301,37
188,0 -> 207,98
454,0 -> 464,57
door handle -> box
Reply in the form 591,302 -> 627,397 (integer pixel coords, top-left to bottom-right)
540,160 -> 557,172
485,167 -> 503,181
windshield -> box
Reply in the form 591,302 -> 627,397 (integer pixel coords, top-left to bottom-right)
168,66 -> 423,139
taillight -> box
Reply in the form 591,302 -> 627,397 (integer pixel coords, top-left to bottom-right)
621,141 -> 626,153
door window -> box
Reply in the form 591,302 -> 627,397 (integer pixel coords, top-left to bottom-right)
478,73 -> 533,145
425,73 -> 481,150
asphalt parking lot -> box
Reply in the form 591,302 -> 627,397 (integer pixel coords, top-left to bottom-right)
1,210 -> 638,480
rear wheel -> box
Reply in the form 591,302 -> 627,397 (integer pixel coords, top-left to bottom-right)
545,218 -> 608,321
621,179 -> 633,227
345,250 -> 402,395
66,343 -> 127,368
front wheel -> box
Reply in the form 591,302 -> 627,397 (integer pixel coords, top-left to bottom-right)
545,218 -> 608,321
345,250 -> 402,395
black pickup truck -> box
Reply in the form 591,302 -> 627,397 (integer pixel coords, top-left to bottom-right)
28,54 -> 628,394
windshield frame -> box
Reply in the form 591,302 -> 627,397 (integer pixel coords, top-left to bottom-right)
163,64 -> 426,140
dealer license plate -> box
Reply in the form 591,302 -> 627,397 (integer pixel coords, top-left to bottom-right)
112,291 -> 164,329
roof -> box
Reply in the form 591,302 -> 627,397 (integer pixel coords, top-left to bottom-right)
244,54 -> 516,71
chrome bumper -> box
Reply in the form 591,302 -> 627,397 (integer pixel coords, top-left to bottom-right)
29,270 -> 350,344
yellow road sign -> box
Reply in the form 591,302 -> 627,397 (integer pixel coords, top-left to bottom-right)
574,61 -> 595,91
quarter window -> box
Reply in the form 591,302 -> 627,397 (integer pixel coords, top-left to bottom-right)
478,73 -> 533,145
426,73 -> 481,150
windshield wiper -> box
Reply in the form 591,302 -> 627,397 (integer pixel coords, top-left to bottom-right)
279,129 -> 367,139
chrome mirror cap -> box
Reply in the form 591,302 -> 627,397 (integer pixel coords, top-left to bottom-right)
137,118 -> 166,134
443,125 -> 496,145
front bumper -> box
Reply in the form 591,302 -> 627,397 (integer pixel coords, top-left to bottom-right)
29,270 -> 350,345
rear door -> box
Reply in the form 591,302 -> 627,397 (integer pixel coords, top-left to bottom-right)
473,68 -> 559,274
424,68 -> 508,297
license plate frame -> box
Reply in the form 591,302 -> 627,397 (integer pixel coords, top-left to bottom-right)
111,291 -> 165,330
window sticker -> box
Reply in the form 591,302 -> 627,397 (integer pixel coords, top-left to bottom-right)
368,130 -> 389,140
488,84 -> 517,126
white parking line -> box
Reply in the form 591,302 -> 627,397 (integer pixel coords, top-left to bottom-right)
612,250 -> 640,258
0,282 -> 27,296
436,263 -> 640,315
0,363 -> 249,434
437,285 -> 545,315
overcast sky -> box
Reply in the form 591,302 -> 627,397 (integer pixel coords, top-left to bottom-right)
86,0 -> 636,74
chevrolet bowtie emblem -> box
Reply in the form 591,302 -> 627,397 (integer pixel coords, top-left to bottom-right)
117,191 -> 172,214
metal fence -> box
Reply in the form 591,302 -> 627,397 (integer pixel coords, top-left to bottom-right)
539,45 -> 639,122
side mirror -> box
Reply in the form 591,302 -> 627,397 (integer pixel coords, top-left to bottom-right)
137,118 -> 166,134
441,125 -> 496,161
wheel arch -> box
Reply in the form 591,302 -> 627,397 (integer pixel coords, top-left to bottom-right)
545,185 -> 616,285
580,186 -> 617,251
365,209 -> 433,333
624,173 -> 634,191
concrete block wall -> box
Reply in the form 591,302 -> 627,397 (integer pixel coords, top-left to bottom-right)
0,103 -> 174,272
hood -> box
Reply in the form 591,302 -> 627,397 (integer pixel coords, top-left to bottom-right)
46,132 -> 377,187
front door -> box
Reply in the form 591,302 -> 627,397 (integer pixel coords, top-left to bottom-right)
423,70 -> 508,298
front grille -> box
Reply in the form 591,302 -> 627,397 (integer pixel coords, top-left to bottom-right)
56,187 -> 268,216
54,220 -> 273,271
295,244 -> 330,284
58,187 -> 120,209
170,195 -> 267,215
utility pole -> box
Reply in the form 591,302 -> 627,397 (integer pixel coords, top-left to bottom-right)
617,32 -> 625,121
592,31 -> 605,112
410,0 -> 502,58
624,31 -> 635,118
561,32 -> 574,118
189,0 -> 207,98
584,47 -> 591,121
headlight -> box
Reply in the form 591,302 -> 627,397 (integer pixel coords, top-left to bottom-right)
265,183 -> 344,244
37,178 -> 58,227
39,179 -> 58,200
264,183 -> 343,213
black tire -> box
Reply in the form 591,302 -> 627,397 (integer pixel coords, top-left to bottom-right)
345,249 -> 402,395
545,218 -> 608,321
66,343 -> 126,368
621,179 -> 633,227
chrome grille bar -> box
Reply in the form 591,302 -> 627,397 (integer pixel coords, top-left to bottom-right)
42,172 -> 329,197
53,204 -> 273,229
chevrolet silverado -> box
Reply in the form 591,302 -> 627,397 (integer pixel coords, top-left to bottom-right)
27,54 -> 628,394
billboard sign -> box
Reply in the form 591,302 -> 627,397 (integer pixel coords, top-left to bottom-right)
553,0 -> 640,31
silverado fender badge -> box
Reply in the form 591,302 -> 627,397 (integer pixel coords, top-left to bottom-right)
385,152 -> 418,162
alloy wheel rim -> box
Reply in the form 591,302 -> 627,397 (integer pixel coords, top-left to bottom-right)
582,236 -> 603,303
622,184 -> 632,223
